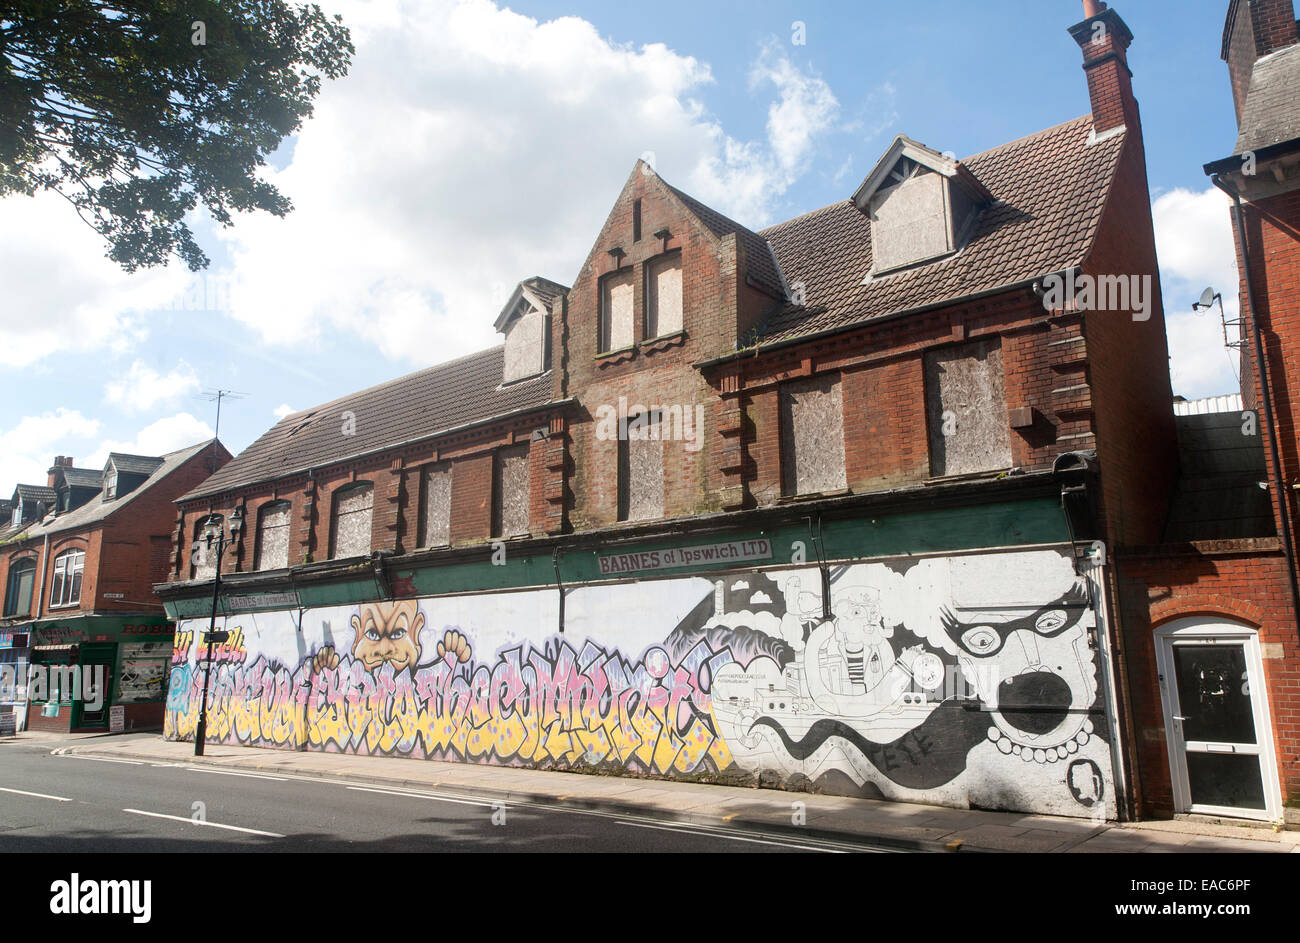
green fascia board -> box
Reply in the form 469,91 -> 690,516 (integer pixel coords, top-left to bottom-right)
164,495 -> 1068,617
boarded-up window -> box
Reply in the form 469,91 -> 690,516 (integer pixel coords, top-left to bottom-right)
869,162 -> 951,273
925,339 -> 1012,477
780,374 -> 847,496
256,501 -> 291,571
420,462 -> 452,548
503,306 -> 546,382
191,516 -> 221,580
619,412 -> 664,521
493,444 -> 530,538
599,268 -> 634,353
331,483 -> 373,559
645,252 -> 682,338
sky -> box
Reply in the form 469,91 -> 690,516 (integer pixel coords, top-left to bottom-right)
0,0 -> 1249,492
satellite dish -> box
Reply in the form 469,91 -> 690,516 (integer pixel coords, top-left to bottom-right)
1198,287 -> 1217,308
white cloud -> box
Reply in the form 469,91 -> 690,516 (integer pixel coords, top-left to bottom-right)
273,403 -> 297,420
104,360 -> 201,413
0,409 -> 102,492
1153,187 -> 1243,400
219,0 -> 840,365
0,191 -> 189,368
85,413 -> 215,468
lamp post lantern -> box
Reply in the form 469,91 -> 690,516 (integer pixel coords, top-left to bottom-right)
193,507 -> 242,756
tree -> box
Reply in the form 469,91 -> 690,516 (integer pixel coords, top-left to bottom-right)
0,1 -> 353,271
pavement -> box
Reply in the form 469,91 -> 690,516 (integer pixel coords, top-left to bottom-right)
10,729 -> 1298,853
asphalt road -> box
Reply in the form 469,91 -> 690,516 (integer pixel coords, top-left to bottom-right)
0,739 -> 894,853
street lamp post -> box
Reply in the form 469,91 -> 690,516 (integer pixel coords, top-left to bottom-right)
193,507 -> 242,757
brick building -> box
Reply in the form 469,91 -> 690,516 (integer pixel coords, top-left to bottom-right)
158,3 -> 1189,820
1108,0 -> 1300,826
0,441 -> 230,733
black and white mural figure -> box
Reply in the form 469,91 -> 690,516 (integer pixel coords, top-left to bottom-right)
706,549 -> 1115,817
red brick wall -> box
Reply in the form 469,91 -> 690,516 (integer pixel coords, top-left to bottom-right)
1082,123 -> 1179,548
1117,546 -> 1299,815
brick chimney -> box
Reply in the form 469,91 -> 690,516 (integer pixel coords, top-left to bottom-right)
1069,2 -> 1138,135
46,455 -> 73,487
1222,0 -> 1300,125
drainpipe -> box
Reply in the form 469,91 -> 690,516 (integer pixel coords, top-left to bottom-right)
34,533 -> 49,620
1211,174 -> 1300,640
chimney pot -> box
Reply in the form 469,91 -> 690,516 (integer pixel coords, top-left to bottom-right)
1083,0 -> 1105,16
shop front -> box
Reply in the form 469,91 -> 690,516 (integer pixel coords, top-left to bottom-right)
25,614 -> 173,733
163,495 -> 1126,819
0,629 -> 31,734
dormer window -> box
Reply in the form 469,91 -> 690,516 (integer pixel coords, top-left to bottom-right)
854,136 -> 992,277
495,277 -> 565,383
103,468 -> 118,500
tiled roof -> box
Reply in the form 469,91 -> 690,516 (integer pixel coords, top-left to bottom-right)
108,453 -> 166,476
23,441 -> 215,538
182,346 -> 556,501
1233,44 -> 1300,155
663,182 -> 786,299
754,116 -> 1125,345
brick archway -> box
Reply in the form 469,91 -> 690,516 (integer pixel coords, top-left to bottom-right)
1149,594 -> 1265,629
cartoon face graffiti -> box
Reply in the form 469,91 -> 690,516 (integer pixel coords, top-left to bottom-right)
940,583 -> 1098,759
351,600 -> 425,671
833,591 -> 894,692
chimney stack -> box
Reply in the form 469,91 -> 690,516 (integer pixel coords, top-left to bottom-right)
1069,2 -> 1138,135
47,455 -> 73,487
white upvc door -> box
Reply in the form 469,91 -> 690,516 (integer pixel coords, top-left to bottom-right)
1154,618 -> 1282,821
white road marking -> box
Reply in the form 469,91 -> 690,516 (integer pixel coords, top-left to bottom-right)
346,786 -> 493,807
185,767 -> 288,782
0,786 -> 72,802
615,819 -> 849,852
57,755 -> 144,766
122,808 -> 284,838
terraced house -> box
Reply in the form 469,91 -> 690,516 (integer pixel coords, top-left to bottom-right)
159,2 -> 1192,820
0,442 -> 229,734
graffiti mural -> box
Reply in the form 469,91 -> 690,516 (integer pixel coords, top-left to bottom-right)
164,548 -> 1116,817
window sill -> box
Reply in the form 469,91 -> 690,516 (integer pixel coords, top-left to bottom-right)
777,487 -> 851,504
641,330 -> 686,355
594,345 -> 637,367
48,602 -> 81,611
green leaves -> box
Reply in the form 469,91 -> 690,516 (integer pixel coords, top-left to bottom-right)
0,0 -> 354,271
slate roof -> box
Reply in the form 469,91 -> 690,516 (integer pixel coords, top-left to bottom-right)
753,115 -> 1125,345
108,453 -> 166,476
1164,410 -> 1275,541
663,182 -> 787,299
182,347 -> 556,501
1232,43 -> 1300,155
13,484 -> 56,505
59,467 -> 103,489
21,441 -> 215,538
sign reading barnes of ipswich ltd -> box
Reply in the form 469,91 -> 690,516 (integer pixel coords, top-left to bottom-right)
225,592 -> 301,610
597,538 -> 772,576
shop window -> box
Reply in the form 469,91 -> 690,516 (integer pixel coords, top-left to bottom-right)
779,374 -> 847,496
49,549 -> 85,608
599,268 -> 635,353
924,338 -> 1011,477
645,251 -> 682,338
256,501 -> 292,571
3,558 -> 36,618
618,412 -> 664,522
493,444 -> 530,538
420,463 -> 453,548
331,483 -> 374,559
